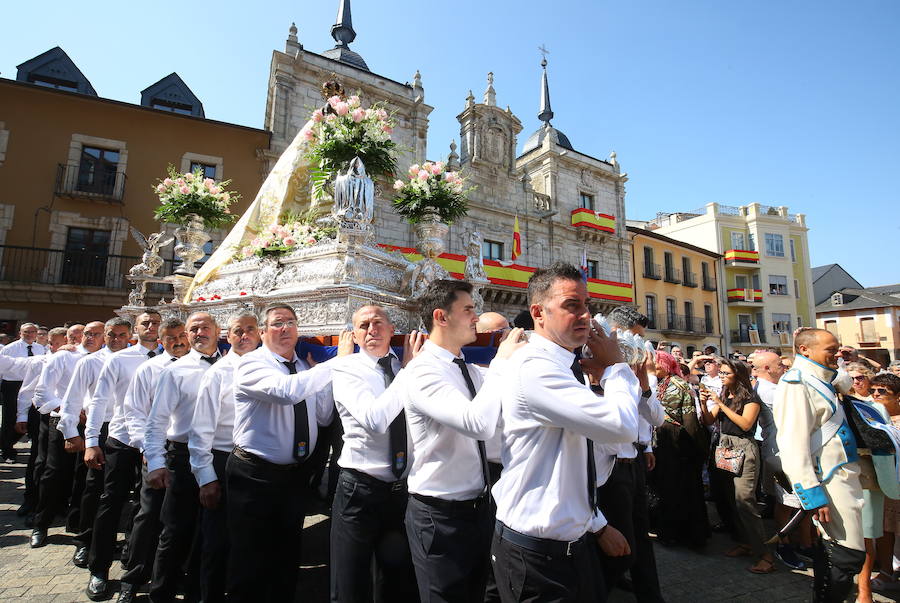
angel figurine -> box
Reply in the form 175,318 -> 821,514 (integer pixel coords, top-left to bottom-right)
128,227 -> 174,277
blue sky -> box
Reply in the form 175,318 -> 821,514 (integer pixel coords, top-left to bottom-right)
3,1 -> 898,287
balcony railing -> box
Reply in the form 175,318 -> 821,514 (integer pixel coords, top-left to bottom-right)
702,275 -> 717,291
683,271 -> 697,287
649,313 -> 711,334
664,266 -> 682,284
726,288 -> 763,303
643,263 -> 661,280
730,330 -> 767,344
55,163 -> 127,203
0,245 -> 176,290
724,249 -> 759,264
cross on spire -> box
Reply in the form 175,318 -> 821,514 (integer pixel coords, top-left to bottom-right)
538,44 -> 550,62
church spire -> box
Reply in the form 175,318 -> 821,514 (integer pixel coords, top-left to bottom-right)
331,0 -> 356,47
538,56 -> 554,126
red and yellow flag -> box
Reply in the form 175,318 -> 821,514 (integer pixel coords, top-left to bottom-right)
512,216 -> 522,260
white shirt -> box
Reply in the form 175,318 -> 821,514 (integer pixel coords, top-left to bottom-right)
755,378 -> 778,457
701,374 -> 723,397
57,347 -> 112,439
402,340 -> 507,501
0,339 -> 47,380
331,350 -> 411,482
189,352 -> 242,487
15,355 -> 50,421
492,333 -> 640,541
144,349 -> 219,472
597,377 -> 665,464
124,351 -> 180,453
86,344 -> 160,448
233,345 -> 335,465
33,346 -> 87,419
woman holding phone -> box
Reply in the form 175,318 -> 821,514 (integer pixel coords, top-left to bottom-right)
699,358 -> 776,574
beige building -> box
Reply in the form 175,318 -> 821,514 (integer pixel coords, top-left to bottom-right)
816,285 -> 900,366
265,4 -> 634,314
642,202 -> 815,355
627,225 -> 724,355
0,47 -> 270,329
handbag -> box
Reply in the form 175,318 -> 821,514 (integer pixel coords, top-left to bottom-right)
714,445 -> 746,475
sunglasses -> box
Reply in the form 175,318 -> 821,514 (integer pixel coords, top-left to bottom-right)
851,375 -> 868,381
871,387 -> 894,396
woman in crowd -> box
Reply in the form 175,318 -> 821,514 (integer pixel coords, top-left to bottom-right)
699,359 -> 776,574
870,373 -> 900,592
650,351 -> 710,548
847,362 -> 875,399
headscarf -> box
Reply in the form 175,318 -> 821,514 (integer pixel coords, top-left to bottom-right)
656,351 -> 682,378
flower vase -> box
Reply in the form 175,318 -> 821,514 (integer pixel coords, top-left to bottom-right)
173,213 -> 211,276
408,211 -> 451,298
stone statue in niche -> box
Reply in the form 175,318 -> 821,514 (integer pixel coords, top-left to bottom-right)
485,126 -> 507,166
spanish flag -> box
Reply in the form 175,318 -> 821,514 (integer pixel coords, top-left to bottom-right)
512,215 -> 522,261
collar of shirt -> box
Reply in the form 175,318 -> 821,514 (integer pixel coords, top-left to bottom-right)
76,344 -> 90,355
421,339 -> 465,365
261,344 -> 301,368
185,348 -> 220,364
358,348 -> 399,369
526,332 -> 576,368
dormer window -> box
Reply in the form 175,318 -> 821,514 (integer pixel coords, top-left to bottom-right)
151,98 -> 194,115
831,292 -> 843,306
29,74 -> 79,92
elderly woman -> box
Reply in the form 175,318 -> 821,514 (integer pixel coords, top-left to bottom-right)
649,351 -> 710,547
699,359 -> 776,574
847,362 -> 875,399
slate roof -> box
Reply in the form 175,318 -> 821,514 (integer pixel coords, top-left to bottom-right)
815,286 -> 900,312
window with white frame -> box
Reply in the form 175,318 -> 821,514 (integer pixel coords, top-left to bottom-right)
482,240 -> 503,261
764,233 -> 785,257
730,232 -> 745,250
772,313 -> 792,334
769,274 -> 788,295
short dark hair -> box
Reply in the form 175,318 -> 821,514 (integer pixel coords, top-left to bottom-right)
160,317 -> 184,332
528,262 -> 583,306
418,280 -> 473,332
512,309 -> 534,330
703,345 -> 718,354
260,305 -> 297,328
608,306 -> 649,329
105,317 -> 132,331
871,373 -> 900,395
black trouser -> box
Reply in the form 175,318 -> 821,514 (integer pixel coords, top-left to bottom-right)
198,450 -> 230,603
150,441 -> 201,602
75,422 -> 109,548
34,417 -> 79,530
708,432 -> 736,537
405,492 -> 492,603
225,449 -> 305,602
1,379 -> 23,458
491,522 -> 603,603
89,436 -> 142,576
812,538 -> 866,603
31,414 -> 51,507
596,457 -> 663,603
330,468 -> 418,603
120,463 -> 166,587
23,407 -> 44,509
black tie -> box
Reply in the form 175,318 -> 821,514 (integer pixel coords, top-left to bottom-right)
27,345 -> 33,357
282,360 -> 310,461
451,357 -> 491,494
377,355 -> 407,478
147,350 -> 157,359
572,359 -> 598,513
202,355 -> 219,365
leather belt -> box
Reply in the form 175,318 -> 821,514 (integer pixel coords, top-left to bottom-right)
411,492 -> 486,510
166,440 -> 188,451
494,521 -> 587,557
231,446 -> 298,470
616,457 -> 636,464
343,468 -> 407,493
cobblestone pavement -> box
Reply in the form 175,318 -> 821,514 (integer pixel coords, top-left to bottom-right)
0,441 -> 897,602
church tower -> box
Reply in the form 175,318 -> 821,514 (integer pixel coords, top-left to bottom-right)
457,73 -> 522,175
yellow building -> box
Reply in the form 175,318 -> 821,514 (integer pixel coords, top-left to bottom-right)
627,226 -> 724,355
816,285 -> 900,366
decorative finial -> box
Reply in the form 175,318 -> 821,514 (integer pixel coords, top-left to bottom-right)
466,89 -> 475,109
448,140 -> 460,170
286,22 -> 302,53
610,151 -> 618,167
413,69 -> 422,89
331,0 -> 356,48
289,22 -> 298,37
538,49 -> 553,126
484,72 -> 496,106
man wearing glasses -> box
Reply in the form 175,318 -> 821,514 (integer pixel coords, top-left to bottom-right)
226,305 -> 338,602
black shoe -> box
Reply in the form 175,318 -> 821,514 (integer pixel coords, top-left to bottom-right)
24,513 -> 35,528
30,528 -> 47,548
73,545 -> 89,568
16,503 -> 32,517
116,583 -> 135,603
86,574 -> 109,601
